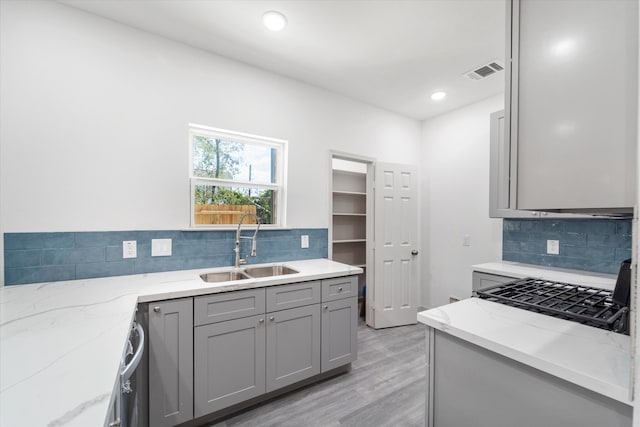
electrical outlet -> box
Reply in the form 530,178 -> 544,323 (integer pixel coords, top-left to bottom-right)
463,234 -> 471,246
301,235 -> 309,249
152,239 -> 172,257
547,240 -> 560,255
123,241 -> 137,259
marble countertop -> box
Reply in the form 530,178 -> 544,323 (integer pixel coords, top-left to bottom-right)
418,298 -> 631,405
0,258 -> 362,427
472,261 -> 617,290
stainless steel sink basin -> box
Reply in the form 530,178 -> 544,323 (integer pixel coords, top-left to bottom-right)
200,270 -> 250,283
243,265 -> 299,278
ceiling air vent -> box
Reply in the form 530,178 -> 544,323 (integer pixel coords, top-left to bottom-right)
464,60 -> 504,80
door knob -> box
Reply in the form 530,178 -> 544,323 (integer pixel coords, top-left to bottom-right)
411,250 -> 419,256
153,306 -> 160,313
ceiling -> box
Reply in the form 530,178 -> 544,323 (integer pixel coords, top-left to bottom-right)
59,0 -> 506,121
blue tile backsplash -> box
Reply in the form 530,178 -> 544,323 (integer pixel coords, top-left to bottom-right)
503,219 -> 631,275
4,228 -> 328,285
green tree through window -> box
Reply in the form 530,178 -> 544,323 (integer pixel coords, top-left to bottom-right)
189,128 -> 284,226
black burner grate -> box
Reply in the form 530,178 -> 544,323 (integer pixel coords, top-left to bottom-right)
476,278 -> 628,334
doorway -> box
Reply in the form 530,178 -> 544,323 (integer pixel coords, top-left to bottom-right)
329,153 -> 373,326
329,153 -> 419,329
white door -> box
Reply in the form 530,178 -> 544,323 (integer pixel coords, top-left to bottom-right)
369,162 -> 418,329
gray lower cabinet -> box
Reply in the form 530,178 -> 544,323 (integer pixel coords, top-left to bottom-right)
321,296 -> 358,372
194,314 -> 266,416
148,298 -> 194,427
426,328 -> 632,426
147,275 -> 358,426
266,304 -> 321,392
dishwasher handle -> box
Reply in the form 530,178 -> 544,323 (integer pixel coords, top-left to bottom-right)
121,323 -> 144,383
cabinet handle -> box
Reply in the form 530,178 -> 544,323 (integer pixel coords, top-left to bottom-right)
338,287 -> 343,292
269,316 -> 275,321
324,305 -> 328,310
542,212 -> 549,216
153,306 -> 160,313
531,211 -> 537,216
259,318 -> 264,323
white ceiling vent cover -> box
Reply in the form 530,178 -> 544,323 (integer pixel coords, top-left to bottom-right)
464,60 -> 505,80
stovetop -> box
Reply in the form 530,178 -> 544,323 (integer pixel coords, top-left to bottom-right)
476,278 -> 629,334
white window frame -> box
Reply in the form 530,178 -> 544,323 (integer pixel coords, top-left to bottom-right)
188,124 -> 288,228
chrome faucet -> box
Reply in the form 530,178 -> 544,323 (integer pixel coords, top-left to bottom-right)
235,212 -> 261,268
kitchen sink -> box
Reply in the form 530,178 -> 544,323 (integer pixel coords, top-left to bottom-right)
200,270 -> 250,283
243,265 -> 299,278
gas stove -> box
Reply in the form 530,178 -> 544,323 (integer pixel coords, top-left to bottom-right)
476,278 -> 629,334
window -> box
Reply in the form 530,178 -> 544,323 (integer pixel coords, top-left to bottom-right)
189,124 -> 286,227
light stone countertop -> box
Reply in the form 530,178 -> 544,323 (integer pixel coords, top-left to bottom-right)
472,261 -> 618,290
419,265 -> 631,406
0,258 -> 362,427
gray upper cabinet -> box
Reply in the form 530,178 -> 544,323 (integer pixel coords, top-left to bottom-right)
266,304 -> 321,392
506,0 -> 637,214
489,110 -> 540,218
148,298 -> 194,427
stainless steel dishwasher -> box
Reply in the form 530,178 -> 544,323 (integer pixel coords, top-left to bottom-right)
119,322 -> 145,427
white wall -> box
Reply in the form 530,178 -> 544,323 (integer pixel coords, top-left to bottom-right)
420,94 -> 504,309
0,1 -> 421,236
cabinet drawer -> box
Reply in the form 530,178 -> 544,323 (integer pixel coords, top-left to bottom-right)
321,276 -> 357,302
194,289 -> 266,326
266,281 -> 320,312
472,272 -> 518,294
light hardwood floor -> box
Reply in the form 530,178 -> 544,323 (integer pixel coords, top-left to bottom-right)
210,320 -> 427,427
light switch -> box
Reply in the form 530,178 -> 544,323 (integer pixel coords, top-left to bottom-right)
123,241 -> 137,259
547,240 -> 560,255
301,235 -> 309,249
152,239 -> 172,257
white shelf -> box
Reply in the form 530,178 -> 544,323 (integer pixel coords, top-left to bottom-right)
332,190 -> 366,196
331,166 -> 367,282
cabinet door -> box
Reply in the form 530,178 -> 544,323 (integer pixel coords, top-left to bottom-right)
194,314 -> 266,416
509,0 -> 637,212
148,299 -> 194,427
321,298 -> 357,372
266,304 -> 321,392
489,110 -> 541,219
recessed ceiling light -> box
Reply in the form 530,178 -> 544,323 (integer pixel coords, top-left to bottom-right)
263,11 -> 287,31
431,91 -> 447,101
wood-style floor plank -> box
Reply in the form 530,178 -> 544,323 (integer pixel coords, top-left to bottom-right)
209,321 -> 427,427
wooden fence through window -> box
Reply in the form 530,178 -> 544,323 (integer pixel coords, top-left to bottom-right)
194,204 -> 257,225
